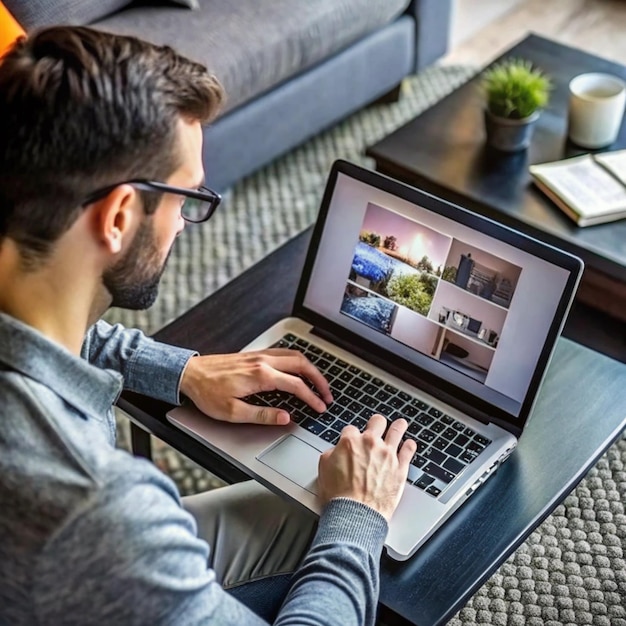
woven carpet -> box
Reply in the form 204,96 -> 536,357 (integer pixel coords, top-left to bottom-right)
111,64 -> 626,625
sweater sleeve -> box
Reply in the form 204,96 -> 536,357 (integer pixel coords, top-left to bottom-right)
34,463 -> 387,626
81,320 -> 197,405
276,498 -> 388,626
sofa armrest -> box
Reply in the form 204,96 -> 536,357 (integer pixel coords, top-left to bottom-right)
405,0 -> 452,71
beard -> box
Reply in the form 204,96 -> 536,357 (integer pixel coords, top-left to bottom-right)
102,219 -> 171,310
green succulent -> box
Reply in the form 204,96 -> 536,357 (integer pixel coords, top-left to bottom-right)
482,58 -> 551,120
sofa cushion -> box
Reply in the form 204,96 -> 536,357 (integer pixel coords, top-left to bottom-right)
3,0 -> 130,29
94,0 -> 411,114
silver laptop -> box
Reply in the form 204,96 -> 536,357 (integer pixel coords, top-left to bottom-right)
168,160 -> 583,561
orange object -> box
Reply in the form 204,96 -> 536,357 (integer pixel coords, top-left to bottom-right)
0,2 -> 25,57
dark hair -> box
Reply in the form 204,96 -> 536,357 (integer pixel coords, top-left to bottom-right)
0,26 -> 224,266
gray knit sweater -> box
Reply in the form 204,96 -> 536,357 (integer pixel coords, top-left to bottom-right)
0,314 -> 387,625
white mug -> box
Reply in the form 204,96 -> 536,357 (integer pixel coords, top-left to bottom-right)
568,73 -> 626,149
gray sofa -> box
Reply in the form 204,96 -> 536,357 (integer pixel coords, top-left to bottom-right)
6,0 -> 452,192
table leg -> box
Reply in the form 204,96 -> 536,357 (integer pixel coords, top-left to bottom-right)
130,422 -> 152,460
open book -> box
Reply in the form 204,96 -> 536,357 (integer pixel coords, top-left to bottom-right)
529,149 -> 626,227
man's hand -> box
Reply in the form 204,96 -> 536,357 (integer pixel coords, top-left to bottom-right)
317,414 -> 416,521
179,350 -> 333,425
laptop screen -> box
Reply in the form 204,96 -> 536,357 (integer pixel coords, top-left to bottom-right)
298,162 -> 582,429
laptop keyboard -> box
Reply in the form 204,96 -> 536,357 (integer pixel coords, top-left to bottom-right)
246,334 -> 492,499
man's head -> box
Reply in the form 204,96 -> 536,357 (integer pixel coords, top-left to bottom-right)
0,26 -> 224,308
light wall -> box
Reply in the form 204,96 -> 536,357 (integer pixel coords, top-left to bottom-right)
450,0 -> 524,48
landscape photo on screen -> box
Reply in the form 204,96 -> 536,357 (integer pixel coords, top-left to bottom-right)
340,203 -> 523,384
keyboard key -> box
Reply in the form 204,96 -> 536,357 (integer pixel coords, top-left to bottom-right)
376,401 -> 391,414
417,412 -> 434,427
328,404 -> 345,417
375,389 -> 391,402
361,408 -> 377,420
423,462 -> 455,484
271,338 -> 290,348
295,338 -> 308,348
360,371 -> 372,381
344,387 -> 362,399
428,407 -> 443,418
316,358 -> 331,371
384,384 -> 399,394
388,396 -> 405,409
301,418 -> 325,435
361,396 -> 379,409
441,414 -> 454,425
348,365 -> 361,375
322,351 -> 335,361
463,427 -> 476,437
372,377 -> 384,386
460,450 -> 477,464
407,422 -> 422,436
445,443 -> 463,458
426,485 -> 442,497
433,437 -> 449,451
443,427 -> 457,439
467,441 -> 485,453
309,346 -> 322,355
474,434 -> 491,446
402,405 -> 418,418
398,391 -> 411,402
351,377 -> 366,389
289,410 -> 306,423
328,365 -> 342,377
431,421 -> 445,433
332,418 -> 348,432
353,416 -> 368,431
347,401 -> 362,414
411,399 -> 429,411
336,359 -> 348,368
415,474 -> 435,489
336,395 -> 351,407
318,413 -> 336,426
284,333 -> 297,342
443,457 -> 465,475
423,448 -> 446,465
363,383 -> 379,395
418,429 -> 436,443
411,454 -> 427,468
332,379 -> 347,392
452,421 -> 465,431
321,429 -> 338,444
339,371 -> 353,382
454,434 -> 470,447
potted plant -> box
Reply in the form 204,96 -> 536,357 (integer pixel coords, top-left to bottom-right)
482,58 -> 551,152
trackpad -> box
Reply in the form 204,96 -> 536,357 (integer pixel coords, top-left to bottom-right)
258,435 -> 321,495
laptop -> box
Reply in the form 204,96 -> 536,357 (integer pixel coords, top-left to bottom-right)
167,160 -> 583,561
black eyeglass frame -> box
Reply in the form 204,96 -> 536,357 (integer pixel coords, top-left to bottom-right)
82,179 -> 222,223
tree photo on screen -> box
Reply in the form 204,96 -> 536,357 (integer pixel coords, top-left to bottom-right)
341,202 -> 452,336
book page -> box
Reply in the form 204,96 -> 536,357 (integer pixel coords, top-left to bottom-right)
594,149 -> 626,186
531,156 -> 626,217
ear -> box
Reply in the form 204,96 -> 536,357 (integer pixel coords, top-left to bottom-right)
90,185 -> 141,255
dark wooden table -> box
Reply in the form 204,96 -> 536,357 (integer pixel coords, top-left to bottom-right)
119,229 -> 626,626
366,34 -> 626,321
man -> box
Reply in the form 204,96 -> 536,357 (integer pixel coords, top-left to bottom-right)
0,26 -> 416,625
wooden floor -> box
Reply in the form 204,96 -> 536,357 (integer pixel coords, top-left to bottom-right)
442,0 -> 626,68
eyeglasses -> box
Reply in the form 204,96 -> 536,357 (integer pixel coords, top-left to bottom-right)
82,180 -> 222,223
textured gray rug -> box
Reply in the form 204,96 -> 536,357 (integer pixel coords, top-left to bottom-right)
112,64 -> 626,625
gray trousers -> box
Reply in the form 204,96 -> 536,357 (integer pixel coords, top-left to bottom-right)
183,481 -> 317,599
